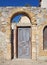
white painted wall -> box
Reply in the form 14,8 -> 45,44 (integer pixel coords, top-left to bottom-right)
19,16 -> 30,23
41,0 -> 47,8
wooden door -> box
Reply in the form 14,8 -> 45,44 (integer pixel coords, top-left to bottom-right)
18,27 -> 31,58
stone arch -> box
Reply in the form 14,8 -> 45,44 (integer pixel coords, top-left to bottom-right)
11,12 -> 31,23
10,8 -> 33,59
7,8 -> 36,24
6,8 -> 36,59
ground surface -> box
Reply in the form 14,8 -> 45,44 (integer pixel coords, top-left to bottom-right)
0,59 -> 47,65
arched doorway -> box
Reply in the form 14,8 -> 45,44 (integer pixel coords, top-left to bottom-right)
11,13 -> 32,59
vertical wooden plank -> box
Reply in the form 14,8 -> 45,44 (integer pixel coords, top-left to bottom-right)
18,28 -> 23,58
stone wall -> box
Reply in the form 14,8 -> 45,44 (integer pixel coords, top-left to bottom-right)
0,7 -> 47,60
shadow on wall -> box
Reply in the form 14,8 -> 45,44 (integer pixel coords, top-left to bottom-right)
11,29 -> 14,59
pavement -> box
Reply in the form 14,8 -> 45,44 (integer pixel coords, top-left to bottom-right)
0,59 -> 47,65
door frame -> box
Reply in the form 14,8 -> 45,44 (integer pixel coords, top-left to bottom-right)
17,26 -> 31,58
13,24 -> 32,59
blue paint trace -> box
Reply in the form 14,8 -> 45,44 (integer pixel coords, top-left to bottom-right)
0,0 -> 39,6
12,14 -> 23,23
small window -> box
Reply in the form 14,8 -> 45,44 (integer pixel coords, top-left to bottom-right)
43,26 -> 47,50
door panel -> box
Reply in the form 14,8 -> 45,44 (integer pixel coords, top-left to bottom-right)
18,27 -> 31,58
